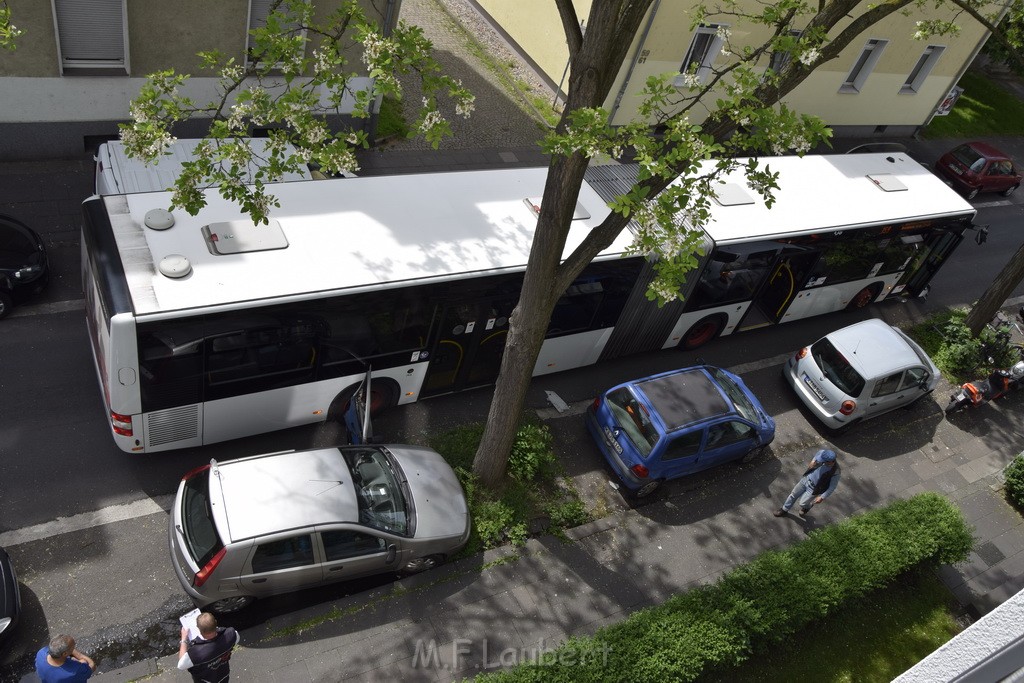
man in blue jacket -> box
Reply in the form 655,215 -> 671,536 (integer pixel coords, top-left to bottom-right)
773,449 -> 842,518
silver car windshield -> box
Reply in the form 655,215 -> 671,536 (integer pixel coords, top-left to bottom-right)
606,387 -> 658,456
344,448 -> 410,535
811,338 -> 866,396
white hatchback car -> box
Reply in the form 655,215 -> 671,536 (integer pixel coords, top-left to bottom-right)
784,318 -> 940,433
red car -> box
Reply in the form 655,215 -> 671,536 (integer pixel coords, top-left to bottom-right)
935,141 -> 1021,200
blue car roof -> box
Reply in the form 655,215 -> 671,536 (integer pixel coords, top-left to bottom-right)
634,368 -> 731,431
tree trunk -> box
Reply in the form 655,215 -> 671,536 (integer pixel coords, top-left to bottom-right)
472,155 -> 591,486
965,242 -> 1024,335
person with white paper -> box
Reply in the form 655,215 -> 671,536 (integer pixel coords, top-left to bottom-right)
177,612 -> 239,683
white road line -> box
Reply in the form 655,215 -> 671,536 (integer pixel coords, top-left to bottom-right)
0,495 -> 173,548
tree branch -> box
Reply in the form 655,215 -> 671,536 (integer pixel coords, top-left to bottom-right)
555,0 -> 584,56
949,0 -> 1024,73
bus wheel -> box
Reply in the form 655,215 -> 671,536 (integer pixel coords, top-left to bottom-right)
846,284 -> 881,310
328,377 -> 401,421
680,315 -> 726,351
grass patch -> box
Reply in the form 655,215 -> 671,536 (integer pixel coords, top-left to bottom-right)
430,420 -> 591,557
375,95 -> 410,140
923,70 -> 1024,138
697,569 -> 962,683
430,0 -> 558,129
905,307 -> 1021,383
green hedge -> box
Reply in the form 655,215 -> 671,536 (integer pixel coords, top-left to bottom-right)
1005,454 -> 1024,510
477,493 -> 973,683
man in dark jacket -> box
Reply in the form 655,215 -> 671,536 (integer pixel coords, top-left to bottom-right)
773,449 -> 841,518
177,612 -> 239,683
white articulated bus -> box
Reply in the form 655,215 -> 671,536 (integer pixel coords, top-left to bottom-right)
81,152 -> 976,452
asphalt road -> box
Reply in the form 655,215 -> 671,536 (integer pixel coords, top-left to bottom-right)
2,160 -> 1024,678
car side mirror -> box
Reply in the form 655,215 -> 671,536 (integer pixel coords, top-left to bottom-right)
386,544 -> 397,564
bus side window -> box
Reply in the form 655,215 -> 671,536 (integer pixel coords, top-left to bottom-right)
137,329 -> 204,412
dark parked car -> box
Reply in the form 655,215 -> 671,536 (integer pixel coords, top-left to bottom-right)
934,141 -> 1021,200
586,365 -> 775,498
0,214 -> 49,318
0,545 -> 21,647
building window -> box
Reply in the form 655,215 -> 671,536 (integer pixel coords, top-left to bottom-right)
52,0 -> 127,73
676,24 -> 727,86
900,45 -> 945,93
247,0 -> 307,66
769,30 -> 803,74
840,39 -> 888,93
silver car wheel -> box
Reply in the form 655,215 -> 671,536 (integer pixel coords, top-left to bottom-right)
206,595 -> 255,613
403,554 -> 444,574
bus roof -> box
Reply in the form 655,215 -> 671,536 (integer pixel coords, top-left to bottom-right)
96,166 -> 635,316
681,152 -> 975,244
95,138 -> 314,195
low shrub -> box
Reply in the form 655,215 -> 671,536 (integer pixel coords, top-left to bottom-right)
430,421 -> 590,555
508,423 -> 557,481
1005,453 -> 1024,510
477,493 -> 973,683
908,307 -> 1019,381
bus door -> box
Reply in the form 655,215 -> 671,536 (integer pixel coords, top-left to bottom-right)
898,230 -> 963,297
419,297 -> 516,397
738,251 -> 821,331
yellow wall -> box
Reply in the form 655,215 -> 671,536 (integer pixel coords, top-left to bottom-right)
478,0 -> 1002,131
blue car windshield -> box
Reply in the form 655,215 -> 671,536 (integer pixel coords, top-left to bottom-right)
709,367 -> 758,423
606,387 -> 659,456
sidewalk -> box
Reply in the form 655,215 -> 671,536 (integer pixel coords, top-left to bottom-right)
99,365 -> 1024,681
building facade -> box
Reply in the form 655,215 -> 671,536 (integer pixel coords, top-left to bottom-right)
472,0 -> 1006,136
0,0 -> 399,160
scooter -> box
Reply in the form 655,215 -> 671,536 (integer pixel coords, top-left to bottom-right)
945,362 -> 1024,413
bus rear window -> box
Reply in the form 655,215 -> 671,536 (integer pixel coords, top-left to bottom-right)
181,474 -> 224,568
811,338 -> 866,397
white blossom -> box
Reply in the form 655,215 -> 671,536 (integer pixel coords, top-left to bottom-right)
798,48 -> 820,66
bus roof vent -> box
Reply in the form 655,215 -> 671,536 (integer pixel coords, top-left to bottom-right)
712,183 -> 756,206
200,219 -> 289,255
158,254 -> 192,279
144,208 -> 175,231
866,173 -> 908,192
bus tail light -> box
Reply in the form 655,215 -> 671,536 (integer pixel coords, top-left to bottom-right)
839,400 -> 857,415
794,347 -> 809,361
630,464 -> 650,478
194,547 -> 226,588
111,411 -> 133,436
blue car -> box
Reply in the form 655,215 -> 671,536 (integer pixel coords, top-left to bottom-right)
586,365 -> 775,498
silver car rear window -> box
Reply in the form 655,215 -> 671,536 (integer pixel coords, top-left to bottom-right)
182,474 -> 224,567
811,338 -> 866,397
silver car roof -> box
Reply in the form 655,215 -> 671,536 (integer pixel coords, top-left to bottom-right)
212,447 -> 360,542
825,319 -> 922,378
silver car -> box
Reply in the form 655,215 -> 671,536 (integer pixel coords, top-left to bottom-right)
784,318 -> 940,433
169,445 -> 470,613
